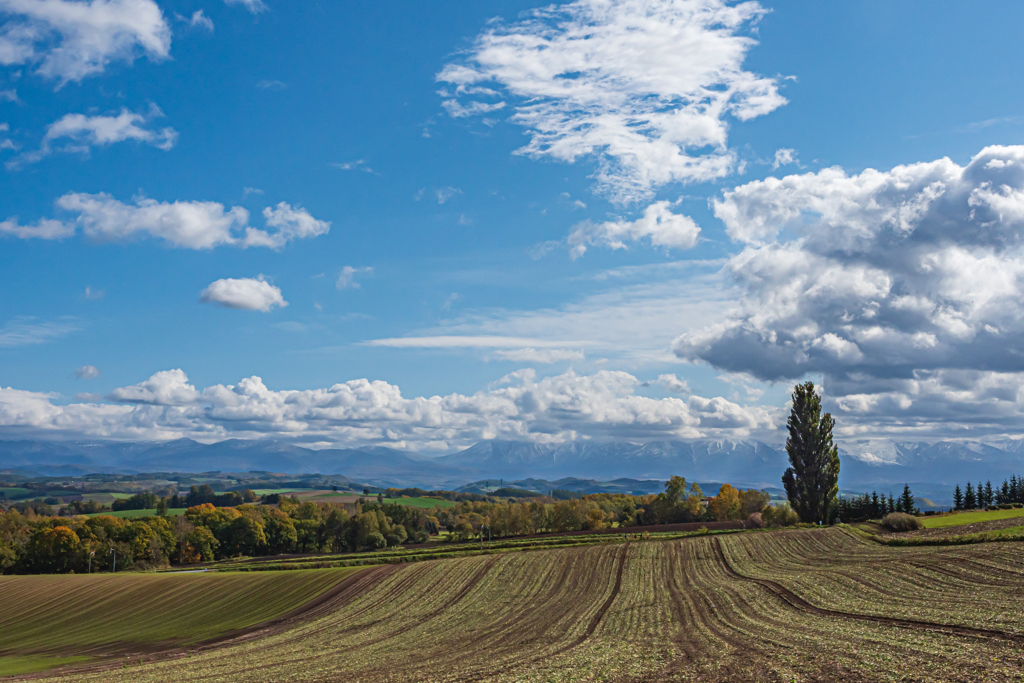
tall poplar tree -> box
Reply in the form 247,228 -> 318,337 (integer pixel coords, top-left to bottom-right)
953,484 -> 963,511
782,381 -> 841,524
964,482 -> 976,510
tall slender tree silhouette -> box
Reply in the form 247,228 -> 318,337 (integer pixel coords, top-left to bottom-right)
782,382 -> 840,524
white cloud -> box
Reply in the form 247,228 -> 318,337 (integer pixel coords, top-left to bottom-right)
771,147 -> 797,169
243,186 -> 263,195
366,335 -> 594,349
0,216 -> 75,239
568,200 -> 700,259
0,367 -> 775,447
248,202 -> 331,248
255,79 -> 285,90
332,159 -> 374,173
8,105 -> 177,168
0,317 -> 78,347
74,364 -> 100,379
437,0 -> 785,204
435,186 -> 461,204
658,373 -> 690,394
200,276 -> 287,312
83,285 -> 104,299
374,262 -> 736,366
0,90 -> 17,102
493,348 -> 584,363
673,144 -> 1024,437
225,0 -> 267,14
3,193 -> 329,249
107,368 -> 199,404
188,10 -> 213,31
0,0 -> 171,85
336,265 -> 373,290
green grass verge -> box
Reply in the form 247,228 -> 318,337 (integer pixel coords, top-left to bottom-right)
0,655 -> 91,676
921,507 -> 1024,528
83,508 -> 187,519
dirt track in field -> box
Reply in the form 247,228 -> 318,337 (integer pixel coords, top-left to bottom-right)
16,529 -> 1024,682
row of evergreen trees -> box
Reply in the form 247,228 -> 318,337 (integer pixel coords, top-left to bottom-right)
953,475 -> 1024,510
834,484 -> 917,522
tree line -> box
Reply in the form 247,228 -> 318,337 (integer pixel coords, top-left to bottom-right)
833,484 -> 918,522
0,496 -> 437,574
0,474 -> 803,574
953,476 -> 1024,510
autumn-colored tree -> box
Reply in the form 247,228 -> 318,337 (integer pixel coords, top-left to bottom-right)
29,526 -> 82,573
709,484 -> 742,521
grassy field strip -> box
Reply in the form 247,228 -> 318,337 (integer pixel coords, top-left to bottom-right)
26,530 -> 1024,682
0,655 -> 91,677
0,566 -> 363,669
922,507 -> 1024,528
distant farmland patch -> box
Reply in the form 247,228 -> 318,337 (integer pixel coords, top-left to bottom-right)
922,507 -> 1024,528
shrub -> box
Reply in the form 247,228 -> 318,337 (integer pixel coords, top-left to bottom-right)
761,503 -> 800,527
746,512 -> 763,529
367,531 -> 387,550
881,512 -> 922,532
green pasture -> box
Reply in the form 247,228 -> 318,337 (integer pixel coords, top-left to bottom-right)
979,524 -> 1024,538
84,508 -> 188,519
0,487 -> 31,500
251,487 -> 310,495
0,566 -> 364,674
921,507 -> 1024,529
0,655 -> 90,677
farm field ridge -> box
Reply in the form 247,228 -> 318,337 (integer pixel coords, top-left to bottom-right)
12,527 -> 1024,682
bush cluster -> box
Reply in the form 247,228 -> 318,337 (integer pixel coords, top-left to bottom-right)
881,512 -> 923,532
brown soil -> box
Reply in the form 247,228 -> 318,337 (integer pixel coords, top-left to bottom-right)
878,516 -> 1024,540
711,537 -> 1024,644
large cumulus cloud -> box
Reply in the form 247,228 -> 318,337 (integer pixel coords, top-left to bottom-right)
675,145 -> 1024,436
0,368 -> 775,449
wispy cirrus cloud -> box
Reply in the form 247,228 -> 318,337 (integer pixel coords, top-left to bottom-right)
438,0 -> 786,204
0,317 -> 78,348
336,266 -> 373,290
225,0 -> 268,14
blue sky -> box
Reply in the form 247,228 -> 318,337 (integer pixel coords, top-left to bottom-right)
4,0 -> 1024,451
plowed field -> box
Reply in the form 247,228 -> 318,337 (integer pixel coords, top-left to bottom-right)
0,567 -> 363,676
17,528 -> 1024,682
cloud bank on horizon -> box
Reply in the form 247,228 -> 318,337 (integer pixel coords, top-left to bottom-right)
3,0 -> 1024,451
0,368 -> 774,450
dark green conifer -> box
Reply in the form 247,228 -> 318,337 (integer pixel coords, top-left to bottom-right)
781,382 -> 841,524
